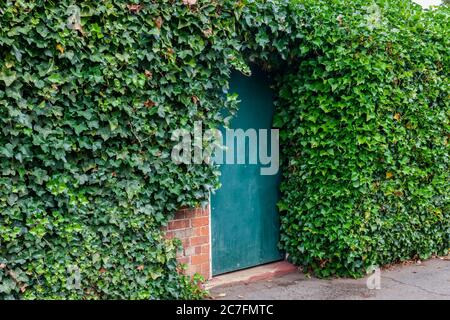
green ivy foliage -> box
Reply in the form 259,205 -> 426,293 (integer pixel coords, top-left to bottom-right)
272,0 -> 450,277
0,0 -> 243,299
0,0 -> 448,299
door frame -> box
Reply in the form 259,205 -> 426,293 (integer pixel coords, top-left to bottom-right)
208,193 -> 213,279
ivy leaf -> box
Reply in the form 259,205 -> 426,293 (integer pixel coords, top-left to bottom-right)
47,73 -> 62,83
0,70 -> 17,86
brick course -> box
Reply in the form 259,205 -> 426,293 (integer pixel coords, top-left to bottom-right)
164,206 -> 211,279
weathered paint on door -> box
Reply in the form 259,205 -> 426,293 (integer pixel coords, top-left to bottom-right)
211,67 -> 283,276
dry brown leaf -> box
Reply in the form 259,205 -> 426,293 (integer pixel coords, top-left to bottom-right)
203,28 -> 213,37
144,99 -> 156,108
182,0 -> 197,6
127,4 -> 143,13
144,70 -> 153,79
155,16 -> 163,29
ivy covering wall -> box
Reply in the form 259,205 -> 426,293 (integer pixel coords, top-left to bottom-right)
0,0 -> 241,299
0,0 -> 448,299
273,0 -> 450,277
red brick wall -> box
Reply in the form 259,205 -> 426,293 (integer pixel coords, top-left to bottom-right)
165,206 -> 211,279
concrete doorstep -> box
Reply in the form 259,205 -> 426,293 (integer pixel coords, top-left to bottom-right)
205,261 -> 298,290
207,256 -> 450,300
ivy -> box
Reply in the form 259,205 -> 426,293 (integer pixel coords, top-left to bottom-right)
0,0 -> 240,299
0,0 -> 448,299
269,0 -> 450,277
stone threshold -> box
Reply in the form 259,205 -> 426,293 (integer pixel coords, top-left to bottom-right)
204,261 -> 298,290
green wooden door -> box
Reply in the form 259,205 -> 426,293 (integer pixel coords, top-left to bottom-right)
211,68 -> 283,276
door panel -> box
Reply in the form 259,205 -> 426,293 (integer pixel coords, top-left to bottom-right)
211,67 -> 283,276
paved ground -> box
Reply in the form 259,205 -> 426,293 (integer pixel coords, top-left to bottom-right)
209,257 -> 450,300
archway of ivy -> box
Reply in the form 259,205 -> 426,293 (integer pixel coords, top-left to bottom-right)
234,0 -> 449,278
